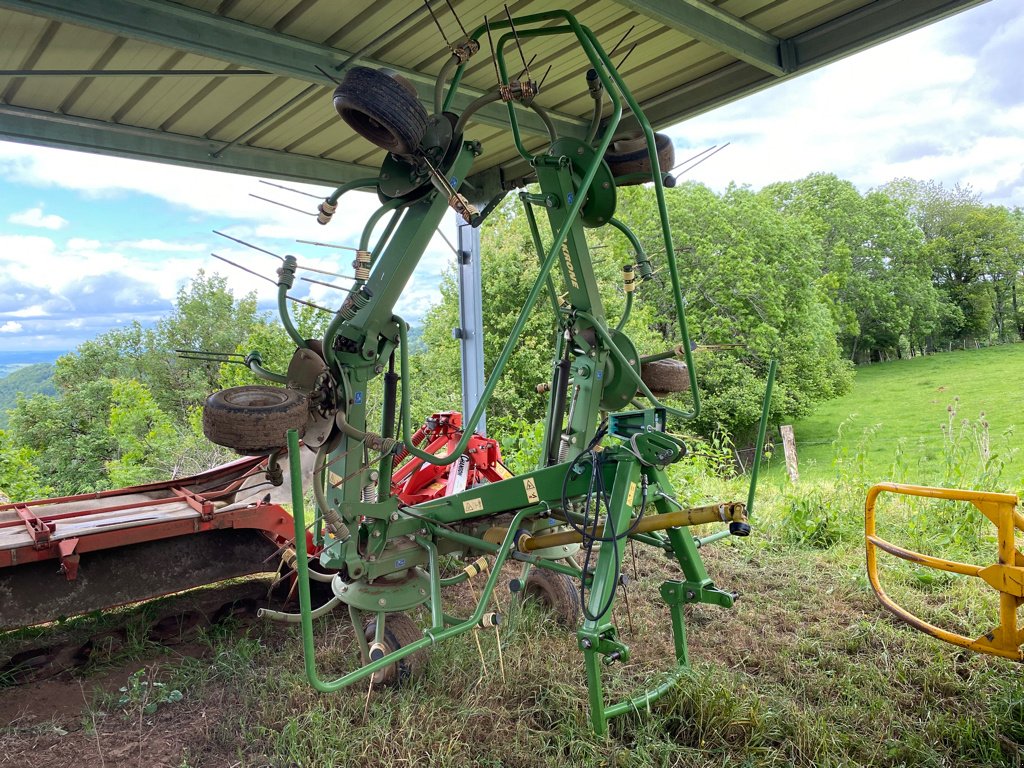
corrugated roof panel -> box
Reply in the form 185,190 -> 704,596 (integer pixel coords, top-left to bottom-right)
0,0 -> 988,189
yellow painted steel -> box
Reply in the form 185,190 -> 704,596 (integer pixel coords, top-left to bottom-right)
519,501 -> 746,552
865,482 -> 1024,662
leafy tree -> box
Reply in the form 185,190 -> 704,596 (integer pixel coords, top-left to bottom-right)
0,432 -> 52,501
55,271 -> 266,420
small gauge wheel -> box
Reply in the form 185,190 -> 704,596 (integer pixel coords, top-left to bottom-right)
203,385 -> 308,455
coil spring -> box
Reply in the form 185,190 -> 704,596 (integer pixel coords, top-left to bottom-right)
557,435 -> 572,463
353,250 -> 371,281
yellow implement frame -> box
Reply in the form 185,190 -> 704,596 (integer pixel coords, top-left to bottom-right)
865,483 -> 1024,662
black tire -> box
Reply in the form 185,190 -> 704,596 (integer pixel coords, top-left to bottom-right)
363,613 -> 427,686
333,67 -> 428,156
640,359 -> 690,397
203,385 -> 308,455
522,567 -> 581,627
604,132 -> 675,183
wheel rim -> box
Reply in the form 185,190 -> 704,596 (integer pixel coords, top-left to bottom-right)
223,389 -> 290,408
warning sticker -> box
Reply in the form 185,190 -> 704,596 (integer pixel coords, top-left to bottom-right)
463,498 -> 484,514
626,481 -> 637,507
524,477 -> 539,503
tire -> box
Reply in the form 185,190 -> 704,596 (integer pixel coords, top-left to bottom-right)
333,67 -> 428,156
203,385 -> 308,455
521,567 -> 581,627
604,132 -> 675,183
640,359 -> 690,397
363,613 -> 428,686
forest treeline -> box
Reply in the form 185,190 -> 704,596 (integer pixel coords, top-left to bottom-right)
0,174 -> 1020,500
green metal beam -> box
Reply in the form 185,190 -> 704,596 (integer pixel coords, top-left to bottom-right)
0,0 -> 586,140
0,103 -> 369,186
613,0 -> 791,76
584,0 -> 990,148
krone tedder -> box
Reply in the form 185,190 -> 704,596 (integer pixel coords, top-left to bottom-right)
196,10 -> 776,734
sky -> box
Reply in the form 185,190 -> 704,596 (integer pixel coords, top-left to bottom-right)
0,0 -> 1020,356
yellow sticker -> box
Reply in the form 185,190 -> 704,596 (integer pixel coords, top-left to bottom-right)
626,482 -> 637,507
524,477 -> 539,503
463,498 -> 484,514
329,472 -> 344,487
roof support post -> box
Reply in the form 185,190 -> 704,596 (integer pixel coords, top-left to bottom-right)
455,214 -> 486,437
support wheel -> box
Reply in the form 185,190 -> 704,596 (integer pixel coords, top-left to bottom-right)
203,385 -> 308,455
604,132 -> 675,183
333,67 -> 428,156
363,613 -> 428,686
640,359 -> 690,399
521,567 -> 581,627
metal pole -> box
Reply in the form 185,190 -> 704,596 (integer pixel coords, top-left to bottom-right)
455,214 -> 486,436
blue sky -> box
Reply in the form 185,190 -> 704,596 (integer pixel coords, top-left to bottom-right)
0,0 -> 1020,355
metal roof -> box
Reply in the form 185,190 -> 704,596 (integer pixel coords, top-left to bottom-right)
0,0 -> 990,197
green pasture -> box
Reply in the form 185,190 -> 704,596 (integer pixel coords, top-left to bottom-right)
780,344 -> 1024,490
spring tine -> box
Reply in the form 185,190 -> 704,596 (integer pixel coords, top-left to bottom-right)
172,348 -> 246,358
259,179 -> 324,199
210,253 -> 279,284
213,230 -> 284,261
539,64 -> 552,91
443,0 -> 468,39
296,238 -> 359,252
617,43 -> 637,71
608,25 -> 635,59
436,229 -> 459,258
484,16 -> 502,87
285,294 -> 335,313
297,264 -> 358,280
300,275 -> 354,291
669,145 -> 717,174
675,142 -> 730,177
313,64 -> 342,84
177,356 -> 246,367
517,53 -> 537,82
423,0 -> 452,49
248,193 -> 316,217
504,5 -> 529,77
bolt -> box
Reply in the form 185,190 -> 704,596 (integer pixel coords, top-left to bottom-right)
420,588 -> 427,596
602,181 -> 609,189
378,598 -> 387,607
381,173 -> 390,180
372,530 -> 381,538
390,512 -> 400,522
686,590 -> 696,600
581,638 -> 593,649
577,147 -> 584,155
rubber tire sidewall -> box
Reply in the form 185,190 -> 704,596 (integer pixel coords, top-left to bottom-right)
604,132 -> 675,180
522,567 -> 581,627
363,613 -> 427,686
333,67 -> 429,156
203,385 -> 308,455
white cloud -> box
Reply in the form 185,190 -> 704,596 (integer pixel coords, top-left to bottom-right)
7,206 -> 68,230
3,305 -> 50,318
0,321 -> 22,333
67,237 -> 101,250
120,239 -> 206,253
664,2 -> 1023,207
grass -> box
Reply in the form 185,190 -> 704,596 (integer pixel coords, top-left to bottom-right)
3,345 -> 1024,767
778,344 -> 1024,487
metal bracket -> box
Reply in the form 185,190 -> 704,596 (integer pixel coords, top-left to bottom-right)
58,537 -> 80,581
15,504 -> 55,549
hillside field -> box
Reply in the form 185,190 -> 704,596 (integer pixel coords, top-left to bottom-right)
780,344 -> 1024,489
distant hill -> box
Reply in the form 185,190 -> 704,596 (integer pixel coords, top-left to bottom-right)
0,363 -> 56,428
